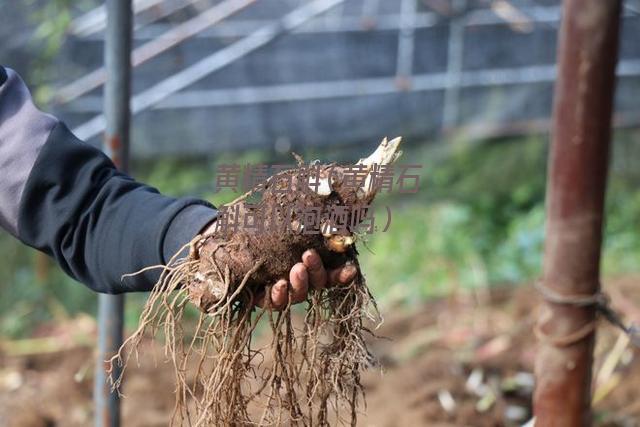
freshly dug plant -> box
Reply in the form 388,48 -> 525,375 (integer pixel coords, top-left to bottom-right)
110,137 -> 403,426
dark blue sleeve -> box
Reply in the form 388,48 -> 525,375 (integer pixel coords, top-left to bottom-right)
17,121 -> 217,293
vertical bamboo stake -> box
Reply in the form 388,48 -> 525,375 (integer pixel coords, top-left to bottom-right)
533,0 -> 622,425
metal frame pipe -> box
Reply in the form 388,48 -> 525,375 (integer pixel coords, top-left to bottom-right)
442,0 -> 466,130
65,59 -> 640,113
395,0 -> 417,85
73,0 -> 346,141
57,0 -> 255,104
94,1 -> 132,426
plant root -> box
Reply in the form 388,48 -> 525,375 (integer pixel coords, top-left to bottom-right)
108,137 -> 402,426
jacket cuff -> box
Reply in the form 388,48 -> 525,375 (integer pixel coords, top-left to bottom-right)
162,203 -> 218,263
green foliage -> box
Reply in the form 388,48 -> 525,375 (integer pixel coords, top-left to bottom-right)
359,131 -> 640,306
358,202 -> 488,305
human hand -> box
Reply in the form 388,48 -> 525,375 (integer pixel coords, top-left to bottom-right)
198,221 -> 357,312
253,249 -> 357,310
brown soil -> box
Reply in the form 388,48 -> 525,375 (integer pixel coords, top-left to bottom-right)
2,275 -> 640,427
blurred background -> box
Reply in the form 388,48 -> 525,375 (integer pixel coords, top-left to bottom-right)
1,0 -> 640,426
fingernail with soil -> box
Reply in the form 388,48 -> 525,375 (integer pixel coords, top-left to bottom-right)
272,280 -> 288,307
340,265 -> 357,283
296,267 -> 309,285
303,250 -> 321,269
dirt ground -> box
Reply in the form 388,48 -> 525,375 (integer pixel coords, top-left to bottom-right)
2,276 -> 640,427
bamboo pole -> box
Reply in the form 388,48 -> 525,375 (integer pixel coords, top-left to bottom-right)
533,0 -> 622,425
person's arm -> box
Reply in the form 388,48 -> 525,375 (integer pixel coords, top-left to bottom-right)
0,66 -> 355,302
0,66 -> 217,293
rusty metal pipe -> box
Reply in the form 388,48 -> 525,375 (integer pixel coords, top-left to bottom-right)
533,0 -> 622,425
94,1 -> 132,426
